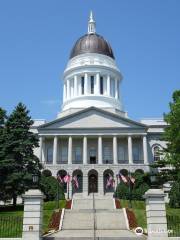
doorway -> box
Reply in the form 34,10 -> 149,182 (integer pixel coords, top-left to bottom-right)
88,170 -> 98,194
89,147 -> 97,164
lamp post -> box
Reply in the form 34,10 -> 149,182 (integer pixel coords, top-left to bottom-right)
32,174 -> 39,189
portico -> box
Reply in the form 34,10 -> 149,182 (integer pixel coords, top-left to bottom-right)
39,134 -> 148,166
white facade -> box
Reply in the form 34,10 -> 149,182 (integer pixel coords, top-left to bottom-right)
32,13 -> 166,197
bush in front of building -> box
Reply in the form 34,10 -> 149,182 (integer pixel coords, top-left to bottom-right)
115,172 -> 150,200
40,175 -> 65,201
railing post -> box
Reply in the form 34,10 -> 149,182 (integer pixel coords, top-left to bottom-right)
22,189 -> 45,240
144,189 -> 168,240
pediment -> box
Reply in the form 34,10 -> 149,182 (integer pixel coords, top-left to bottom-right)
38,108 -> 146,130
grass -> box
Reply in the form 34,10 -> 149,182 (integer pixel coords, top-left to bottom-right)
119,199 -> 147,230
0,200 -> 66,237
120,199 -> 180,235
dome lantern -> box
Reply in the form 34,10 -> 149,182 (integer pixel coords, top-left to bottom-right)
88,11 -> 96,34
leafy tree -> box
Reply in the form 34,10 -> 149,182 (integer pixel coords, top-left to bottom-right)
40,175 -> 65,201
42,169 -> 52,177
0,103 -> 42,205
169,173 -> 180,208
151,90 -> 180,183
0,108 -> 8,201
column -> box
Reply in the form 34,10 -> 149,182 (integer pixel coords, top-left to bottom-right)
96,73 -> 100,95
143,135 -> 148,164
42,137 -> 46,164
84,73 -> 88,94
63,83 -> 66,101
144,189 -> 168,240
74,75 -> 78,97
128,136 -> 133,164
53,136 -> 58,165
98,173 -> 104,195
66,79 -> 70,99
83,173 -> 88,197
22,189 -> 45,240
113,136 -> 118,164
68,136 -> 72,164
39,136 -> 43,162
83,136 -> 87,164
107,75 -> 111,96
98,136 -> 102,164
115,78 -> 118,99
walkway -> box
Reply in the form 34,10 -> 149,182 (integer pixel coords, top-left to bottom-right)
45,195 -> 146,240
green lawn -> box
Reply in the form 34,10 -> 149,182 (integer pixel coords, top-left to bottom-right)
119,199 -> 180,235
119,199 -> 147,229
0,200 -> 66,238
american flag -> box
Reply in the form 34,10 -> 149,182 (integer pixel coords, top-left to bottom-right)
72,175 -> 79,189
64,174 -> 71,183
106,174 -> 115,189
119,173 -> 128,183
57,174 -> 64,183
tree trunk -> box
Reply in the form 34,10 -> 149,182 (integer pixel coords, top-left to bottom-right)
13,195 -> 17,207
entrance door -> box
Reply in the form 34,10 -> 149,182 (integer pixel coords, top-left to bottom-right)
89,174 -> 98,193
90,156 -> 96,164
89,147 -> 96,164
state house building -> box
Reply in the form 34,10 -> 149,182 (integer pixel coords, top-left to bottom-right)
32,13 -> 166,198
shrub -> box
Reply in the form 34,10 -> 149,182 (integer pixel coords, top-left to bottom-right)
40,175 -> 65,201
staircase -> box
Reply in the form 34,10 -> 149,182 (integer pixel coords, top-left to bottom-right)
44,195 -> 146,240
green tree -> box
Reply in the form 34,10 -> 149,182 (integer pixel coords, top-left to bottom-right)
0,108 -> 8,201
0,103 -> 42,205
151,90 -> 180,182
169,173 -> 180,208
40,175 -> 65,201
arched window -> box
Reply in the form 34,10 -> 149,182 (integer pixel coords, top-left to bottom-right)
154,146 -> 160,161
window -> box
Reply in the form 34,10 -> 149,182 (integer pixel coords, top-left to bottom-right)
100,76 -> 104,94
117,81 -> 120,99
90,76 -> 94,94
110,78 -> 115,97
103,146 -> 112,163
118,146 -> 125,161
75,147 -> 82,162
133,146 -> 139,161
61,146 -> 68,162
81,76 -> 84,95
47,147 -> 53,164
154,146 -> 160,161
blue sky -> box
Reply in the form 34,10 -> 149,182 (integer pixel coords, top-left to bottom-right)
0,0 -> 179,121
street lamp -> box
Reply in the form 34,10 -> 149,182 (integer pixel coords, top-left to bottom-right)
32,174 -> 39,189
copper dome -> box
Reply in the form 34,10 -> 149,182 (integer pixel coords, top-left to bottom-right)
69,33 -> 115,59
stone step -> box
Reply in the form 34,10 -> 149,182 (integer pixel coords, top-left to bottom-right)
72,198 -> 115,210
96,211 -> 127,230
62,209 -> 127,230
62,210 -> 94,230
44,229 -> 147,240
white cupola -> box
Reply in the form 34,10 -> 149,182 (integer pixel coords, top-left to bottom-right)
59,12 -> 125,117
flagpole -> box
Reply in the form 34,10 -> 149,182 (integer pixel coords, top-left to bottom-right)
128,170 -> 132,208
